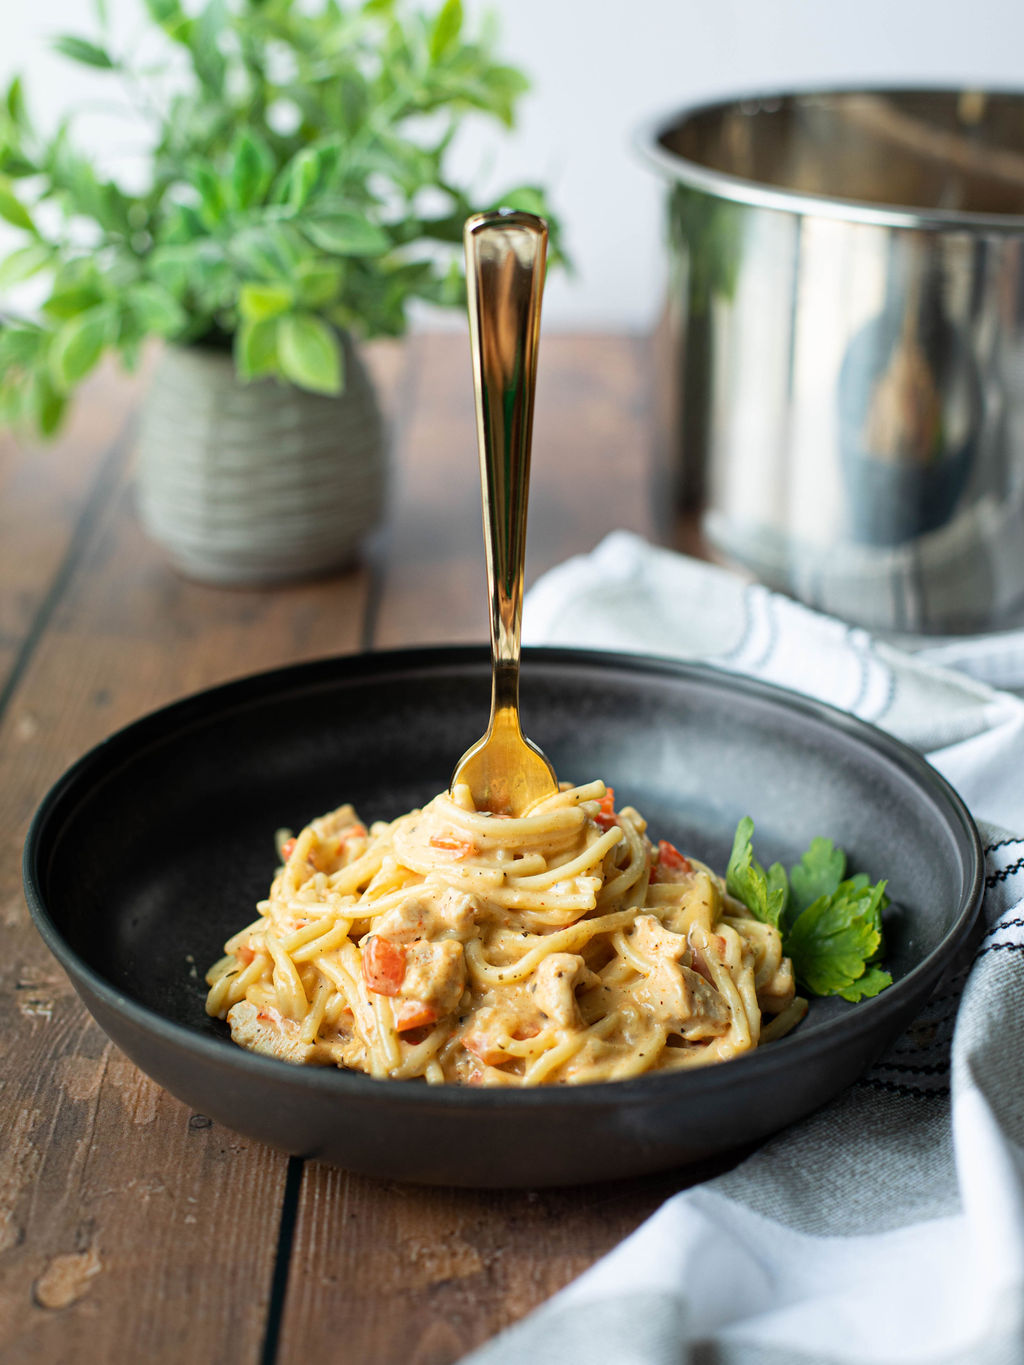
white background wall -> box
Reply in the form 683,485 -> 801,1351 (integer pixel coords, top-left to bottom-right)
4,0 -> 1024,329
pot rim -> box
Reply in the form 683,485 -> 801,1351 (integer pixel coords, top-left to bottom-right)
636,84 -> 1024,233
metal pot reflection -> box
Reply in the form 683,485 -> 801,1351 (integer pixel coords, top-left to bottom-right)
641,89 -> 1024,634
838,245 -> 982,547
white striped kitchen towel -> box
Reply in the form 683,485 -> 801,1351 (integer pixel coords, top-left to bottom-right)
464,531 -> 1024,1365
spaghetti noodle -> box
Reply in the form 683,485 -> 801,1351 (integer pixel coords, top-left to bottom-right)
205,781 -> 807,1085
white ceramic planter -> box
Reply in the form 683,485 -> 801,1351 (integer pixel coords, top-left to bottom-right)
135,334 -> 385,586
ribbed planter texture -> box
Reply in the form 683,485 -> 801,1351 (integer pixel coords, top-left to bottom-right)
136,334 -> 385,586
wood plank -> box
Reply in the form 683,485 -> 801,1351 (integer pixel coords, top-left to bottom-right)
0,364 -> 142,700
0,338 -> 412,1363
278,1154 -> 745,1365
275,333 -> 712,1365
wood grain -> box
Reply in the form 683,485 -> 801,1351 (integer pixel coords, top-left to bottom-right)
0,365 -> 139,702
0,340 -> 408,1363
0,331 -> 703,1365
276,1152 -> 746,1365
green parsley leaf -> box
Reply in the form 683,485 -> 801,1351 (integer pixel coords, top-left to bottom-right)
789,837 -> 846,916
726,816 -> 787,929
839,965 -> 894,1002
728,817 -> 893,1003
784,876 -> 888,998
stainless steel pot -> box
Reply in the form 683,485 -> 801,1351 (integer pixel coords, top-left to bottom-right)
641,89 -> 1024,633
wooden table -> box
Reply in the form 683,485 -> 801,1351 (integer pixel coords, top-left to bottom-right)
0,331 -> 732,1364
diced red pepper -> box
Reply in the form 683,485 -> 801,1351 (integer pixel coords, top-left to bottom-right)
463,1032 -> 507,1066
429,834 -> 477,858
594,787 -> 617,831
395,1000 -> 439,1033
280,837 -> 296,862
652,839 -> 693,881
361,937 -> 406,995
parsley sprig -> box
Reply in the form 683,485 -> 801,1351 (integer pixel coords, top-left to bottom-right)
726,818 -> 893,1002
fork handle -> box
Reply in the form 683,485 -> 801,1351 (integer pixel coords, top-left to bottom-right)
464,209 -> 548,724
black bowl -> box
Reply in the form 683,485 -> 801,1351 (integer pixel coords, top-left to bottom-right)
23,647 -> 982,1187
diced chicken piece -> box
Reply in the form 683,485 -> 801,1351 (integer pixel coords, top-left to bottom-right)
628,914 -> 690,964
227,1000 -> 316,1064
530,953 -> 597,1029
399,939 -> 466,1017
310,804 -> 361,843
434,887 -> 479,938
372,888 -> 479,944
371,895 -> 436,943
759,957 -> 796,1014
461,1003 -> 520,1066
635,961 -> 730,1040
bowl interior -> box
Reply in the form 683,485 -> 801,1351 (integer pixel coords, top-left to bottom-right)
33,648 -> 977,1050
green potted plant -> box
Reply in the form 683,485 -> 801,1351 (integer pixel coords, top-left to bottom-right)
0,0 -> 562,583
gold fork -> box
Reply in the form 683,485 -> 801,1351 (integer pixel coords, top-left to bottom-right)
449,210 -> 559,816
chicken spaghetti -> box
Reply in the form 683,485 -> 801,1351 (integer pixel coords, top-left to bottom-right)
205,781 -> 807,1085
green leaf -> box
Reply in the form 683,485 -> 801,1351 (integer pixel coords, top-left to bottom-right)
0,148 -> 37,180
492,185 -> 549,219
143,0 -> 183,28
270,144 -> 342,211
785,878 -> 888,998
52,35 -> 116,69
231,131 -> 274,211
295,263 -> 342,308
729,817 -> 893,1002
6,76 -> 26,127
416,212 -> 466,245
789,837 -> 846,917
158,203 -> 205,246
31,373 -> 67,436
129,282 -> 187,335
429,0 -> 462,61
49,307 -> 111,391
839,966 -> 893,1003
337,70 -> 368,133
277,313 -> 342,394
0,179 -> 36,233
230,225 -> 303,280
285,148 -> 323,213
190,161 -> 227,227
725,817 -> 787,929
43,281 -> 105,320
303,213 -> 390,257
239,282 -> 293,321
148,244 -> 196,298
235,317 -> 278,381
184,245 -> 234,315
192,0 -> 227,90
766,861 -> 789,916
0,323 -> 45,368
0,242 -> 52,291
